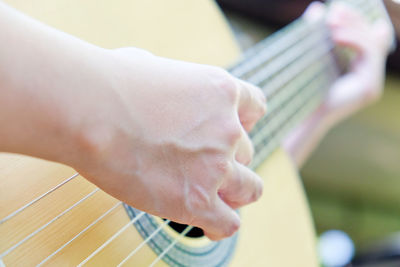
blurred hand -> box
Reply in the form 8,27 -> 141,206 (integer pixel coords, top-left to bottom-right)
305,1 -> 393,120
283,2 -> 393,166
74,48 -> 266,240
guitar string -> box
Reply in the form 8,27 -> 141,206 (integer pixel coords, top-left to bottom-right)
76,211 -> 146,267
251,75 -> 334,168
0,188 -> 99,259
116,220 -> 171,267
250,0 -> 378,155
229,18 -> 306,74
256,54 -> 338,145
232,0 -> 374,80
252,51 -> 333,140
250,45 -> 334,146
36,201 -> 123,267
148,226 -> 194,267
231,20 -> 317,77
245,27 -> 329,86
251,65 -> 335,168
0,173 -> 79,225
251,59 -> 338,168
249,40 -> 333,138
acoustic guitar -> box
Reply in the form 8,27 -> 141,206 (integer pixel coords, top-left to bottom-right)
0,0 -> 392,266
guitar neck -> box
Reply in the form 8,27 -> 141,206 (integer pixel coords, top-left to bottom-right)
229,0 -> 394,169
230,19 -> 339,169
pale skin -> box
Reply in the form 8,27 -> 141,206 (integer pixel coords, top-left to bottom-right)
0,1 -> 392,240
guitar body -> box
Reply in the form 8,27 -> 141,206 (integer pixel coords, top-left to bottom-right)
0,1 -> 317,266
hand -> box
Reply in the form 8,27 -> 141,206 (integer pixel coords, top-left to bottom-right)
72,48 -> 266,240
306,2 -> 393,121
283,2 -> 393,166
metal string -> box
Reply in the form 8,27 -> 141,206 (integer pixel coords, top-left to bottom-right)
246,26 -> 328,86
250,46 -> 334,146
251,60 -> 338,168
0,173 -> 79,225
0,188 -> 99,259
117,220 -> 171,267
36,201 -> 123,266
249,41 -> 334,139
77,211 -> 146,266
148,226 -> 194,267
231,20 -> 316,78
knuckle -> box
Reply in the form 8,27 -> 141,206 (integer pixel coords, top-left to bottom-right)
215,159 -> 233,177
185,185 -> 214,212
209,67 -> 238,103
224,122 -> 242,145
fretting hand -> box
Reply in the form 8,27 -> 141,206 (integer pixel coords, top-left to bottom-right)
285,2 -> 393,166
307,1 -> 393,122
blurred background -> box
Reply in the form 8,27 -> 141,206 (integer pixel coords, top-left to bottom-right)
216,0 -> 400,266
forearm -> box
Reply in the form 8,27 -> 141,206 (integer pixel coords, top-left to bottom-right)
0,3 -> 108,165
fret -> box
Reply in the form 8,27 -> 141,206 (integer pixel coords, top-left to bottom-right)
228,0 -> 385,171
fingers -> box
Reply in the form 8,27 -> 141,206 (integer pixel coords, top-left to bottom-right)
371,19 -> 394,54
303,1 -> 326,22
236,79 -> 266,132
327,2 -> 367,29
330,27 -> 368,54
198,197 -> 241,241
235,124 -> 254,165
218,161 -> 263,210
326,3 -> 373,57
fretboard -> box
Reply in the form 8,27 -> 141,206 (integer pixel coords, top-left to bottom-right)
228,0 -> 387,169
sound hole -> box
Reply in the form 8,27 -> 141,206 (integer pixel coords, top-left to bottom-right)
164,220 -> 204,238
